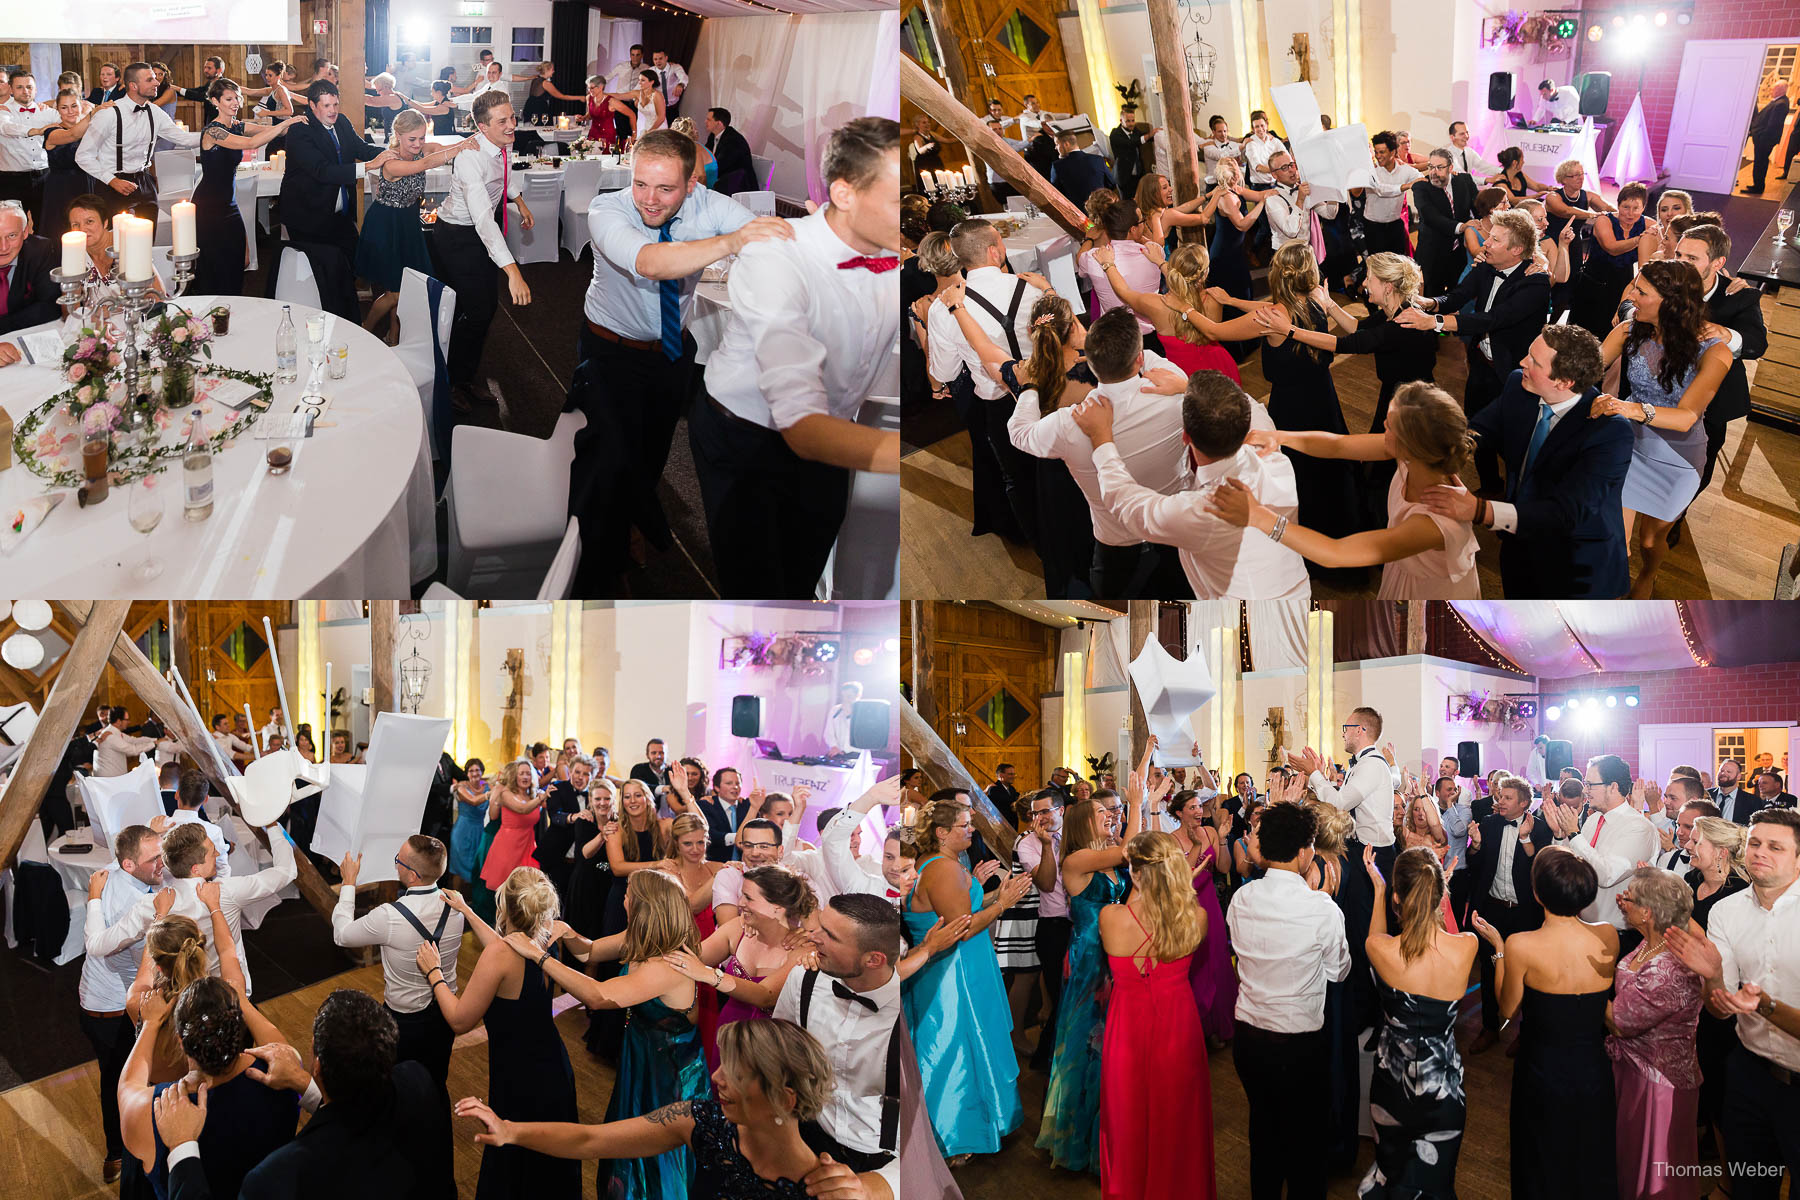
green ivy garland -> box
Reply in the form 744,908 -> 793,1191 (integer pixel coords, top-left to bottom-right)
11,365 -> 275,490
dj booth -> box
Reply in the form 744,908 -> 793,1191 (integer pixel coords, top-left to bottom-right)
1498,118 -> 1602,187
750,743 -> 886,846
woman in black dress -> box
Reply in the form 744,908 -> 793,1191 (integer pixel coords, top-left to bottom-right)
910,113 -> 945,192
1574,181 -> 1650,336
562,778 -> 619,938
38,90 -> 108,239
589,778 -> 674,1058
192,81 -> 305,299
1543,160 -> 1612,321
355,109 -> 476,339
455,1018 -> 845,1200
1485,146 -> 1553,201
1473,847 -> 1620,1200
1206,157 -> 1262,307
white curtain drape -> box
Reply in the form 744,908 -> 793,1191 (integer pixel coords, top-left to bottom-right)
30,45 -> 61,102
1451,601 -> 1697,676
586,14 -> 644,81
864,9 -> 900,122
1247,600 -> 1308,672
686,11 -> 892,200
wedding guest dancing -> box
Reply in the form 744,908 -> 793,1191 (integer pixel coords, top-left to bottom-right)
27,89 -> 105,239
193,81 -> 304,299
1465,773 -> 1553,1054
1542,754 -> 1664,954
277,81 -> 387,322
1166,789 -> 1237,1044
355,111 -> 476,342
694,117 -> 900,597
73,62 -> 202,221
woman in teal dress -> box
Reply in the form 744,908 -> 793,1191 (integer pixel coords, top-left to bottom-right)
471,759 -> 532,926
522,867 -> 710,1199
449,757 -> 490,888
1038,786 -> 1144,1173
903,797 -> 1034,1161
671,117 -> 716,188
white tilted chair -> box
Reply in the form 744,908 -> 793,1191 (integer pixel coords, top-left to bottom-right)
536,517 -> 581,599
273,247 -> 322,310
443,411 -> 587,595
559,159 -> 606,260
392,268 -> 459,459
154,150 -> 197,201
751,154 -> 774,191
503,171 -> 564,265
737,190 -> 776,217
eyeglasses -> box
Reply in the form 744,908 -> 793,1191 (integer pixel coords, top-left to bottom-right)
1342,723 -> 1365,733
739,841 -> 778,851
393,855 -> 418,875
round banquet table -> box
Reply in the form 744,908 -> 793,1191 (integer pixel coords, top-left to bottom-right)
0,295 -> 435,598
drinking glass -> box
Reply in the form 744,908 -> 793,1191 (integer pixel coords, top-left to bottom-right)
328,342 -> 348,379
126,475 -> 165,581
1779,208 -> 1795,247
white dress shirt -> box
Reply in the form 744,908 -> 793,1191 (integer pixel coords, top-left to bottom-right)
774,966 -> 902,1191
659,63 -> 688,104
77,866 -> 155,1012
213,730 -> 255,758
1556,803 -> 1662,929
704,208 -> 896,431
819,808 -> 892,900
331,884 -> 466,1013
1152,127 -> 1202,185
1488,387 -> 1582,534
1264,184 -> 1339,249
168,808 -> 233,879
1091,411 -> 1310,600
1226,868 -> 1351,1032
1008,363 -> 1186,546
75,97 -> 201,185
712,858 -> 825,916
438,134 -> 523,268
449,76 -> 507,111
93,726 -> 159,777
1242,132 -> 1285,185
585,184 -> 754,341
87,824 -> 297,995
1311,747 -> 1399,848
1201,136 -> 1241,184
824,701 -> 855,753
1446,144 -> 1499,178
1707,881 -> 1800,1071
0,99 -> 57,172
1357,160 -> 1422,224
1525,744 -> 1549,787
1535,86 -> 1582,124
1487,816 -> 1524,903
926,265 -> 1043,401
605,63 -> 642,93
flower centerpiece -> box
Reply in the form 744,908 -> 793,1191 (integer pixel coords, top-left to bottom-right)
60,326 -> 124,420
145,304 -> 215,409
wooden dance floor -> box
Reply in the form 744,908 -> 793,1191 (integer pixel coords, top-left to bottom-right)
902,295 -> 1800,601
0,941 -> 617,1200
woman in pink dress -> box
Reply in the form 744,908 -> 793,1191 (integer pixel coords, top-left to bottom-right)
1608,866 -> 1704,1199
479,758 -> 543,892
1401,792 -> 1458,932
1098,831 -> 1214,1200
1168,790 -> 1237,1046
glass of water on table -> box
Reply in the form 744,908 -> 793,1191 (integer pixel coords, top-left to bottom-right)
126,475 -> 165,581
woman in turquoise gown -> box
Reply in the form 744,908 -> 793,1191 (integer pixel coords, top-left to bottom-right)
903,797 -> 1034,1160
1037,789 -> 1143,1173
449,757 -> 490,886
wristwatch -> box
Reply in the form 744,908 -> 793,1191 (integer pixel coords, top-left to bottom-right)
1757,992 -> 1778,1017
1433,317 -> 1445,333
1639,401 -> 1656,424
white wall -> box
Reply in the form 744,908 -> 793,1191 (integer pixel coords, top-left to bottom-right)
1334,655 -> 1537,782
1040,686 -> 1130,784
386,0 -> 557,89
1241,667 -> 1308,779
1059,3 -> 1251,141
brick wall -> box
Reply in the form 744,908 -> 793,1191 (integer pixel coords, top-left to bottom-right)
1572,0 -> 1800,171
1536,661 -> 1800,765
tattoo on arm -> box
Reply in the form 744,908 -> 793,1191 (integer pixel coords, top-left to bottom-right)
643,1101 -> 692,1127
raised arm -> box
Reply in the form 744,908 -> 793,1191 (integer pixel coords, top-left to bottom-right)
458,1098 -> 690,1163
204,115 -> 306,152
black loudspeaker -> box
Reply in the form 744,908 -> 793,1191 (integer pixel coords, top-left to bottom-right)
1577,72 -> 1611,116
1546,739 -> 1575,780
1487,71 -> 1516,112
1457,741 -> 1482,778
731,695 -> 762,738
849,699 -> 891,751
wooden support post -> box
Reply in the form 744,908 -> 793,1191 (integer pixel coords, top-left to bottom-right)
911,601 -> 939,729
370,601 -> 398,719
1404,601 -> 1427,657
170,600 -> 191,701
0,602 -> 130,871
1145,0 -> 1202,204
1129,602 -> 1152,773
899,699 -> 1014,859
902,55 -> 1088,242
917,0 -> 974,107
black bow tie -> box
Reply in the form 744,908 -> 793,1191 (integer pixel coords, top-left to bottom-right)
1501,819 -> 1519,828
831,981 -> 878,1012
132,104 -> 151,114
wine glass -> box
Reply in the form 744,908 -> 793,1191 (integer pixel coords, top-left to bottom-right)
126,474 -> 165,581
1779,207 -> 1795,247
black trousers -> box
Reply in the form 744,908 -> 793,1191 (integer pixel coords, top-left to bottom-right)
1030,914 -> 1071,1070
103,171 -> 159,222
0,168 -> 47,224
1696,401 -> 1740,497
1337,837 -> 1397,1033
78,1009 -> 135,1160
983,396 -> 1039,547
1750,139 -> 1780,190
1724,1044 -> 1800,1198
390,999 -> 455,1092
689,393 -> 852,597
1234,1021 -> 1329,1200
432,220 -> 501,388
1475,898 -> 1538,1031
1465,356 -> 1507,487
1363,218 -> 1409,257
1090,540 -> 1190,599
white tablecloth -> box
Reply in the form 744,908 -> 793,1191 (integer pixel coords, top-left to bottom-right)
0,296 -> 435,598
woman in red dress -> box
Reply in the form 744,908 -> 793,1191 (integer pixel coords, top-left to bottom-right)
479,758 -> 543,893
1098,830 -> 1215,1200
1087,241 -> 1243,383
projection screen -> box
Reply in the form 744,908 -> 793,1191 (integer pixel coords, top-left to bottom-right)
9,1 -> 301,44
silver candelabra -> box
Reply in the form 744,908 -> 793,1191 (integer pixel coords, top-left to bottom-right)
49,246 -> 200,403
925,178 -> 978,207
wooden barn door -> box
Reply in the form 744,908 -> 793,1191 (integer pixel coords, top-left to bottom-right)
905,602 -> 1056,792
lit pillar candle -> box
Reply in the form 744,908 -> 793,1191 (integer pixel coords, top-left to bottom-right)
61,230 -> 87,275
963,163 -> 977,186
119,216 -> 153,282
171,201 -> 197,256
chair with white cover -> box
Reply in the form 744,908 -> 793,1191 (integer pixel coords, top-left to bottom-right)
273,246 -> 322,310
737,190 -> 776,217
154,150 -> 197,202
536,517 -> 581,599
503,171 -> 564,265
751,154 -> 775,191
1005,195 -> 1032,212
392,268 -> 458,460
559,158 -> 606,260
1038,236 -> 1081,300
235,171 -> 259,272
444,411 -> 587,595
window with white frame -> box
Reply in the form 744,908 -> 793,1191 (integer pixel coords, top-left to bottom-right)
512,28 -> 545,62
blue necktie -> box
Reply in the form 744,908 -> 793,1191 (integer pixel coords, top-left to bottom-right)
657,221 -> 682,361
1513,401 -> 1553,501
326,123 -> 348,213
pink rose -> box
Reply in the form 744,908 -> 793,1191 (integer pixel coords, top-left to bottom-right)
78,336 -> 97,357
68,363 -> 87,381
77,384 -> 93,403
171,327 -> 188,343
109,352 -> 122,366
187,321 -> 204,337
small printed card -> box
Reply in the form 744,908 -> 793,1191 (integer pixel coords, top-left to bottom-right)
18,331 -> 64,366
195,377 -> 263,410
255,413 -> 313,440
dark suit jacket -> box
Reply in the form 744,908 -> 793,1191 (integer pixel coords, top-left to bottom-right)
168,1063 -> 453,1200
278,114 -> 382,243
1711,785 -> 1762,825
0,236 -> 61,335
1109,123 -> 1151,186
1410,174 -> 1479,284
1469,371 -> 1633,598
1436,262 -> 1550,381
707,125 -> 754,195
1750,96 -> 1791,148
629,762 -> 667,792
987,781 -> 1021,824
538,779 -> 588,865
692,793 -> 748,862
1051,150 -> 1116,211
1467,810 -> 1553,920
1704,278 -> 1768,424
87,85 -> 125,106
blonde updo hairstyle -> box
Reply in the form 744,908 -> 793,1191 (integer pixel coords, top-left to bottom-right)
1362,251 -> 1422,306
911,797 -> 971,859
495,866 -> 559,943
916,231 -> 960,278
1165,244 -> 1215,347
1386,382 -> 1476,476
146,915 -> 211,1001
1123,832 -> 1204,961
1083,187 -> 1119,229
1307,800 -> 1354,859
1691,815 -> 1749,880
391,109 -> 428,139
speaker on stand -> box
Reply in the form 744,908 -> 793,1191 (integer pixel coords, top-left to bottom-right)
850,699 -> 891,751
1487,71 -> 1517,112
1457,741 -> 1483,779
1576,72 -> 1611,117
731,695 -> 762,738
1545,740 -> 1575,780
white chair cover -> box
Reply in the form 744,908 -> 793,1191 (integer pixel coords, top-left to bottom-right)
737,190 -> 776,217
535,516 -> 582,600
273,247 -> 323,310
76,763 -> 165,852
445,411 -> 586,594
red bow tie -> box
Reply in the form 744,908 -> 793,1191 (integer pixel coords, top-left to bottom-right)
19,106 -> 37,113
838,256 -> 898,274
885,888 -> 902,898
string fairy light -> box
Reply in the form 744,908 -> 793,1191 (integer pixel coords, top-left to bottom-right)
1447,604 -> 1526,675
1674,601 -> 1712,668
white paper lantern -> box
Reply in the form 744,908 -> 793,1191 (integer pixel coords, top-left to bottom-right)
11,600 -> 53,632
2,633 -> 45,671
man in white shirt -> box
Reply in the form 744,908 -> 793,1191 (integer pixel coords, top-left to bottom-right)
1665,808 -> 1800,1196
1544,752 -> 1662,952
982,115 -> 1026,201
258,706 -> 287,750
1445,121 -> 1499,178
1010,307 -> 1190,595
92,707 -> 159,777
1252,149 -> 1340,251
825,681 -> 861,755
1152,123 -> 1202,189
774,893 -> 905,1198
1525,735 -> 1550,788
1241,110 -> 1285,187
449,60 -> 508,111
159,768 -> 232,878
87,817 -> 297,996
1225,801 -> 1349,1199
0,71 -> 56,217
713,817 -> 809,921
77,824 -> 161,1183
1200,115 -> 1241,185
816,777 -> 903,898
74,60 -> 202,219
332,836 -> 465,1088
434,89 -> 532,409
1070,368 -> 1309,600
694,117 -> 899,597
209,713 -> 254,764
1349,130 -> 1421,257
1533,79 -> 1582,125
1017,94 -> 1048,141
652,50 -> 686,121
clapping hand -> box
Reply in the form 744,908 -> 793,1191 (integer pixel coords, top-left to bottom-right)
1518,811 -> 1536,842
1469,911 -> 1505,950
1665,924 -> 1723,982
454,1097 -> 513,1146
972,859 -> 1004,886
1711,982 -> 1770,1017
995,870 -> 1034,910
1285,746 -> 1324,776
152,1081 -> 208,1150
919,913 -> 972,958
1658,825 -> 1677,854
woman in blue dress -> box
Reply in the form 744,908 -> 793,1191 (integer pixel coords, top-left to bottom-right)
449,757 -> 490,887
355,108 -> 477,341
515,867 -> 711,1199
192,80 -> 305,300
1037,784 -> 1144,1173
670,117 -> 716,188
1593,258 -> 1731,598
903,797 -> 1032,1162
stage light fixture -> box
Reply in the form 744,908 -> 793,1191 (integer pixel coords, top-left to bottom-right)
1578,707 -> 1602,732
1612,13 -> 1625,26
1676,11 -> 1690,24
1588,24 -> 1604,41
1556,17 -> 1578,38
1654,11 -> 1667,25
1631,12 -> 1647,25
1626,694 -> 1639,707
852,647 -> 875,666
1546,705 -> 1563,722
11,599 -> 52,631
1606,694 -> 1618,707
883,637 -> 899,653
1518,700 -> 1538,719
